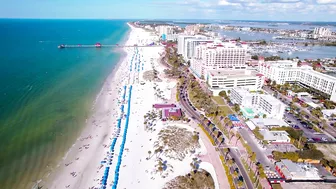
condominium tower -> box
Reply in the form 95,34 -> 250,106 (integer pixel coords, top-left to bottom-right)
190,42 -> 248,77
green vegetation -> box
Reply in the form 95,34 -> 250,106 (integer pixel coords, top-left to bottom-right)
198,124 -> 215,146
219,155 -> 235,189
315,144 -> 336,161
242,159 -> 263,189
218,106 -> 233,115
298,149 -> 324,160
325,42 -> 336,46
163,169 -> 215,189
264,56 -> 282,61
273,145 -> 324,161
271,184 -> 283,189
273,151 -> 299,161
188,80 -> 218,115
251,55 -> 259,60
252,127 -> 264,141
212,96 -> 226,105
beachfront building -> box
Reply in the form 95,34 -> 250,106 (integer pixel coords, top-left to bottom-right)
259,130 -> 290,144
230,88 -> 286,120
177,35 -> 213,60
190,42 -> 248,78
152,103 -> 182,120
258,60 -> 336,102
275,160 -> 322,180
206,69 -> 264,92
155,25 -> 178,41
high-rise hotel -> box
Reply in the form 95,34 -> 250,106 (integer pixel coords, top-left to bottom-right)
190,41 -> 248,77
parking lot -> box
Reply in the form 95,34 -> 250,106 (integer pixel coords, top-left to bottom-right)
284,112 -> 332,142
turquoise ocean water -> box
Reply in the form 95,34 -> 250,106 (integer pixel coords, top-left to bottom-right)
0,19 -> 129,189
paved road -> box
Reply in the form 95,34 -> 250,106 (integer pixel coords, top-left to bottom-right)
179,76 -> 254,189
239,129 -> 273,168
263,86 -> 336,139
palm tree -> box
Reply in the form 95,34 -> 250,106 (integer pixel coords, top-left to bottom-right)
237,180 -> 244,188
216,134 -> 223,147
213,130 -> 219,143
229,131 -> 235,143
249,152 -> 256,168
148,150 -> 152,159
233,170 -> 238,178
224,148 -> 230,162
235,134 -> 241,146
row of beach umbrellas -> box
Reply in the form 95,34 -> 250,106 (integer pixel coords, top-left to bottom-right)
112,85 -> 133,189
99,86 -> 127,189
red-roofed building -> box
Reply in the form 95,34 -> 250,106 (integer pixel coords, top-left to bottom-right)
163,108 -> 182,119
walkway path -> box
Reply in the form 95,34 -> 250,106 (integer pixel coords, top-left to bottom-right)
189,120 -> 230,189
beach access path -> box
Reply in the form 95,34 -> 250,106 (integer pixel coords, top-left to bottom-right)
170,93 -> 230,189
190,120 -> 230,189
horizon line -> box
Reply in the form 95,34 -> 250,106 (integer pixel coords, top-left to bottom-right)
0,18 -> 336,23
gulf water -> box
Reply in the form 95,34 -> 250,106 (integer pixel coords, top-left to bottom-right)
0,19 -> 129,189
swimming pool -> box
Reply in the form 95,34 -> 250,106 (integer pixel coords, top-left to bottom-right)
244,107 -> 254,114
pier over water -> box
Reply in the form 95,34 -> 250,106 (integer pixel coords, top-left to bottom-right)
58,42 -> 160,49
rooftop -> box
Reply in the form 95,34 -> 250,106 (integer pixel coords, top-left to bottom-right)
260,130 -> 290,142
259,94 -> 285,105
276,160 -> 322,180
208,69 -> 261,78
162,108 -> 182,119
250,118 -> 289,128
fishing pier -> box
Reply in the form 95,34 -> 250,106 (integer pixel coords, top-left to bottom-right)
58,42 -> 160,49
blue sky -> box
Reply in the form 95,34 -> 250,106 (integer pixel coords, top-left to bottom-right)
1,0 -> 336,21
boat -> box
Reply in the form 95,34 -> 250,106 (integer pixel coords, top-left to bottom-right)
58,44 -> 65,49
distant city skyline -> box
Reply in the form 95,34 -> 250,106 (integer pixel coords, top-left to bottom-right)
1,0 -> 336,21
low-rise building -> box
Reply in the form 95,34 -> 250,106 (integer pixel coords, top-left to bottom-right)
207,69 -> 264,93
260,130 -> 290,144
246,118 -> 289,130
152,103 -> 182,120
230,88 -> 286,119
275,160 -> 322,180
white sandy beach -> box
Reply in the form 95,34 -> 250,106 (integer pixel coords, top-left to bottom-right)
44,24 -> 222,189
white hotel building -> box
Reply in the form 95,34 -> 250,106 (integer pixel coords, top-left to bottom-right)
155,25 -> 178,41
206,69 -> 264,92
190,42 -> 248,78
177,35 -> 213,61
258,60 -> 336,102
230,88 -> 286,119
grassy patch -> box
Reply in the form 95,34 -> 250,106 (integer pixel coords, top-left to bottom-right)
220,155 -> 235,189
212,96 -> 226,105
176,92 -> 179,102
212,117 -> 229,138
315,143 -> 336,161
271,184 -> 283,189
242,159 -> 263,189
163,169 -> 215,189
218,106 -> 233,115
198,124 -> 215,146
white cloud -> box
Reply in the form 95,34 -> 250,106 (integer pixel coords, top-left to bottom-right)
316,0 -> 336,4
218,0 -> 240,6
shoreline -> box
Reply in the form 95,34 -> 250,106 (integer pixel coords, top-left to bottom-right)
43,22 -> 227,189
42,23 -> 133,189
